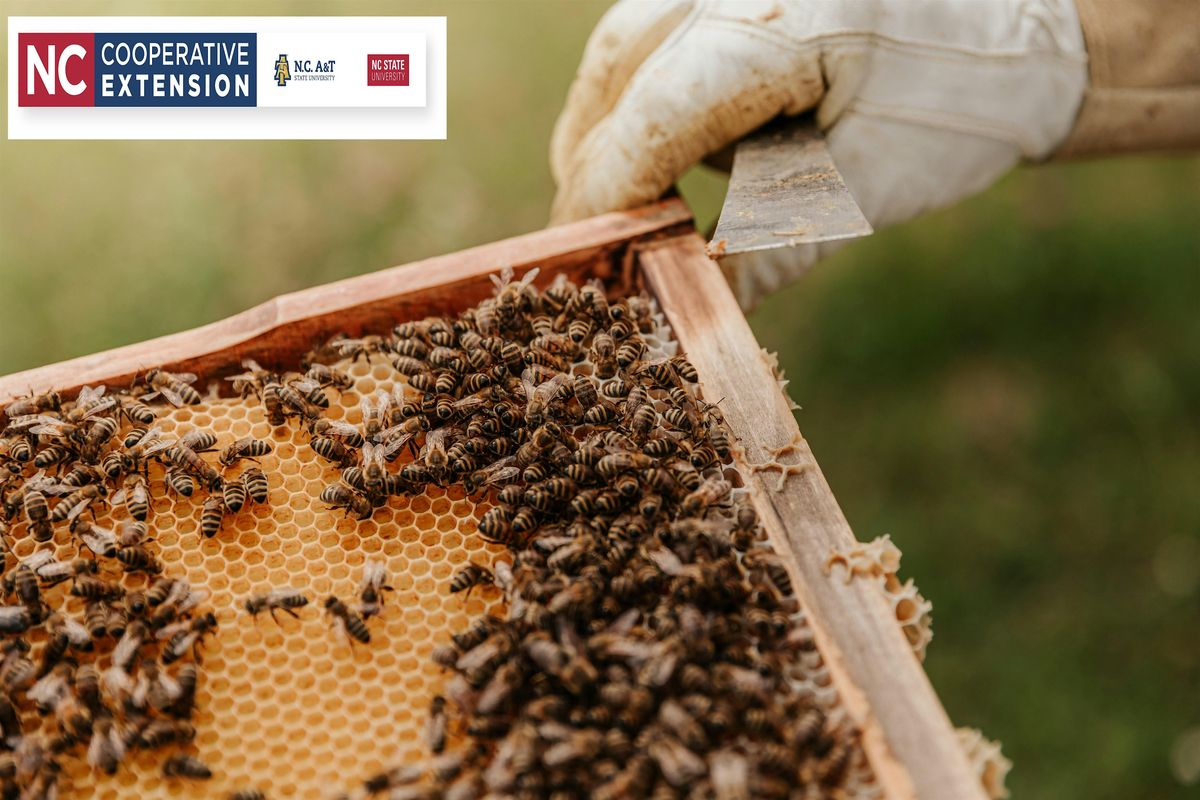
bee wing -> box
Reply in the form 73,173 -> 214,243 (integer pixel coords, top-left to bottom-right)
153,621 -> 189,641
323,419 -> 362,438
62,496 -> 94,522
23,548 -> 56,571
155,385 -> 187,408
484,466 -> 520,487
177,587 -> 209,615
268,587 -> 306,604
516,266 -> 541,291
78,525 -> 117,556
76,384 -> 107,404
79,397 -> 119,419
379,435 -> 412,461
62,617 -> 93,647
12,414 -> 65,433
490,265 -> 513,293
361,558 -> 387,589
110,487 -> 127,505
171,372 -> 198,385
290,378 -> 321,393
241,358 -> 264,372
334,339 -> 363,355
358,394 -> 377,418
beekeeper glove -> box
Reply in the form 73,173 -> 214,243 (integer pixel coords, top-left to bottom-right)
550,0 -> 1089,310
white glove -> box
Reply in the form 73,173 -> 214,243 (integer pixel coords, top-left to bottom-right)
550,0 -> 1089,309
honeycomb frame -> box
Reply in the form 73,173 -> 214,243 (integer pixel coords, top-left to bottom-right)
0,206 -> 987,800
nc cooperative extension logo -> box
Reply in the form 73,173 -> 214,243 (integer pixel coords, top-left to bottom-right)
18,32 -> 257,106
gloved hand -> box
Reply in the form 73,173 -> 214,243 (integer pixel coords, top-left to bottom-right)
550,0 -> 1089,309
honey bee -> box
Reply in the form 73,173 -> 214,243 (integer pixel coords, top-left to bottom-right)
245,588 -> 310,623
200,495 -> 226,538
50,484 -> 106,524
309,418 -> 366,448
358,558 -> 393,619
165,468 -> 197,497
87,717 -> 127,775
163,753 -> 212,779
360,391 -> 391,442
615,338 -> 646,369
0,605 -> 31,634
72,519 -> 117,558
223,473 -> 248,513
320,483 -> 373,520
163,441 -> 223,491
311,436 -> 355,467
112,473 -> 150,521
450,563 -> 494,596
117,544 -> 162,574
142,368 -> 201,406
242,466 -> 269,505
71,575 -> 124,602
4,391 -> 61,418
324,596 -> 370,644
218,437 -> 272,467
330,334 -> 385,364
159,611 -> 218,663
80,415 -> 120,462
425,695 -> 448,754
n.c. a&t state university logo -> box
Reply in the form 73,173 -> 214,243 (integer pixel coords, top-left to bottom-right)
274,54 -> 290,86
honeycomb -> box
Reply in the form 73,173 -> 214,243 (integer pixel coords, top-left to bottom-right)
825,534 -> 934,661
11,356 -> 506,800
0,281 -> 992,800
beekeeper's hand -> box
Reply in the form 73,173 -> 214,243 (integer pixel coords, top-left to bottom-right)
550,0 -> 1089,309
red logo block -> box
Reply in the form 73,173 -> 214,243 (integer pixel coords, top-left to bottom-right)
17,33 -> 95,107
366,54 -> 409,87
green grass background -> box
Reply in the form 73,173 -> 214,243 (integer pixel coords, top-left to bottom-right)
3,2 -> 1199,797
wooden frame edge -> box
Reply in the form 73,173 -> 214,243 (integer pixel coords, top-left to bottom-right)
638,233 -> 986,800
0,199 -> 692,406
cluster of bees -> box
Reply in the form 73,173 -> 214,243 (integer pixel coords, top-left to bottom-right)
0,266 -> 863,799
258,269 -> 863,799
0,373 -> 291,799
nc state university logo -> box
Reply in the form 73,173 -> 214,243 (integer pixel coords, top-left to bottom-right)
18,33 -> 95,107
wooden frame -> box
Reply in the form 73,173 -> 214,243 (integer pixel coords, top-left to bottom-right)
0,199 -> 984,800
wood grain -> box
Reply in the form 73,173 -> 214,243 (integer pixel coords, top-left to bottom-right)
0,198 -> 692,407
639,233 -> 986,800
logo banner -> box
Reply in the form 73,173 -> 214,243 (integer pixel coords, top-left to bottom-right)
8,17 -> 444,140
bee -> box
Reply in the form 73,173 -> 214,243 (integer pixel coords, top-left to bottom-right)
329,334 -> 384,363
163,442 -> 223,491
165,468 -> 197,497
324,596 -> 370,644
637,359 -> 677,387
615,338 -> 646,369
71,575 -> 124,602
34,556 -> 98,588
242,466 -> 269,504
229,792 -> 267,800
288,377 -> 330,409
142,368 -> 201,406
425,695 -> 448,754
117,544 -> 162,574
160,611 -> 218,663
312,436 -> 355,467
449,563 -> 494,596
163,753 -> 212,779
60,463 -> 102,488
4,391 -> 61,418
88,717 -> 127,775
245,588 -> 310,622
111,473 -> 150,521
597,451 -> 653,480
73,519 -> 117,558
80,415 -> 120,462
0,605 -> 31,634
223,473 -> 248,513
358,559 -> 393,619
492,265 -> 540,327
50,484 -> 106,524
321,483 -> 373,520
360,391 -> 391,442
578,281 -> 609,321
200,495 -> 226,538
301,363 -> 352,393
217,437 -> 272,468
309,418 -> 366,448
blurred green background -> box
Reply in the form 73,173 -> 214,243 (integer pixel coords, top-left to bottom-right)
3,2 -> 1199,798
